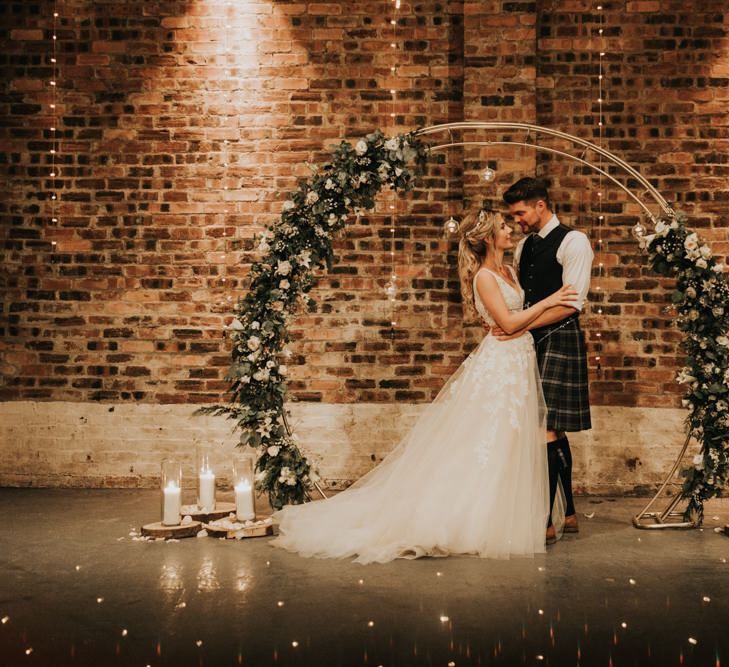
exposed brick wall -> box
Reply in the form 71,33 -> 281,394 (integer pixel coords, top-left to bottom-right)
536,1 -> 729,407
1,0 -> 727,411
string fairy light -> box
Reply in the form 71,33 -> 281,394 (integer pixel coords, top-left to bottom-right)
220,1 -> 234,308
48,0 -> 60,257
384,0 -> 401,333
592,2 -> 606,372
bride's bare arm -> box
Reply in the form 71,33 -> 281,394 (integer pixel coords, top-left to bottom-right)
475,271 -> 577,335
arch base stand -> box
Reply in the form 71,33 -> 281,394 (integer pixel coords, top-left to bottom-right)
633,432 -> 700,530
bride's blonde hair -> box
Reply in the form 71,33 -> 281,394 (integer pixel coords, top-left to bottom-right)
457,209 -> 502,316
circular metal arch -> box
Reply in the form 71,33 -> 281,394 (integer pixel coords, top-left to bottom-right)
414,122 -> 674,220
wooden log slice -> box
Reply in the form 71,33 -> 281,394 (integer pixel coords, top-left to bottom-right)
180,502 -> 237,522
203,517 -> 274,539
141,520 -> 203,539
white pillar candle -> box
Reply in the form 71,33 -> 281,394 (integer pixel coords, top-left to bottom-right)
162,482 -> 181,526
235,481 -> 255,521
198,471 -> 216,511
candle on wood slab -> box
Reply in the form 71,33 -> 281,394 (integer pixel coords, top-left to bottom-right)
235,480 -> 255,521
198,471 -> 216,511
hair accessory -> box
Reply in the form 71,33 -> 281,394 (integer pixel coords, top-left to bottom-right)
464,210 -> 487,242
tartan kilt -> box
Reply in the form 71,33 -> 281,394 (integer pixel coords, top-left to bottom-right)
532,318 -> 591,432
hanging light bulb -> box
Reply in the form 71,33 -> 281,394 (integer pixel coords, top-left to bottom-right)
444,217 -> 459,235
482,167 -> 496,182
631,221 -> 647,240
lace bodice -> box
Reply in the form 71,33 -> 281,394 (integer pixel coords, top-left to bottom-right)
473,267 -> 524,327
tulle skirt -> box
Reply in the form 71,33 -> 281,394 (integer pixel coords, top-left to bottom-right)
271,333 -> 550,564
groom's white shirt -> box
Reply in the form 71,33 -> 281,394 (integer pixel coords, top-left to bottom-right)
513,214 -> 594,312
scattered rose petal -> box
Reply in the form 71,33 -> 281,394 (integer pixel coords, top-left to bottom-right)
629,578 -> 636,585
583,512 -> 596,519
702,596 -> 711,603
195,640 -> 203,647
688,637 -> 698,645
1,616 -> 9,624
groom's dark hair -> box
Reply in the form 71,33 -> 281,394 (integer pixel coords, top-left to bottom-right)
503,177 -> 551,210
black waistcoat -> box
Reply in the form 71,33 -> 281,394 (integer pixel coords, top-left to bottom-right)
518,224 -> 572,309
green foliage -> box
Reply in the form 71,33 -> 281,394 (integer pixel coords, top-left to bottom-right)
641,214 -> 729,521
200,131 -> 428,510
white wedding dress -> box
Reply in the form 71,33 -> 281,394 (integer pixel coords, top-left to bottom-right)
272,267 -> 550,564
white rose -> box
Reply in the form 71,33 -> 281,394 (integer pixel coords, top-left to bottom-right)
276,260 -> 292,276
325,178 -> 335,190
689,309 -> 699,320
717,336 -> 729,347
328,213 -> 337,226
684,233 -> 699,251
712,263 -> 725,273
267,445 -> 281,457
693,454 -> 704,468
384,137 -> 399,151
700,245 -> 712,259
258,240 -> 270,254
278,364 -> 288,376
685,286 -> 696,299
305,191 -> 319,205
240,375 -> 250,384
247,336 -> 261,351
251,321 -> 260,330
271,300 -> 284,311
655,220 -> 668,236
229,319 -> 244,331
282,200 -> 295,211
670,220 -> 679,229
355,140 -> 368,155
266,360 -> 275,368
696,258 -> 708,269
713,306 -> 724,317
279,279 -> 290,290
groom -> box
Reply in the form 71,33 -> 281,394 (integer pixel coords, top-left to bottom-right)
499,177 -> 593,544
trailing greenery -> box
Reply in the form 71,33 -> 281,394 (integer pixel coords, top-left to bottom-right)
641,212 -> 729,520
197,131 -> 428,510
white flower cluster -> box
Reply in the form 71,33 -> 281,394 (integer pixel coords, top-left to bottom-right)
278,466 -> 297,486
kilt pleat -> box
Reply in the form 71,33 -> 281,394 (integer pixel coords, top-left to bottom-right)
533,320 -> 591,432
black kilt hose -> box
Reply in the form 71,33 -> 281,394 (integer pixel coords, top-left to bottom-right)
531,317 -> 591,432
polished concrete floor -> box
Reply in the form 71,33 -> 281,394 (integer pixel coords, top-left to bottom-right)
1,489 -> 729,666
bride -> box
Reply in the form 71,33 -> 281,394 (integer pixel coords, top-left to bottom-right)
271,210 -> 577,564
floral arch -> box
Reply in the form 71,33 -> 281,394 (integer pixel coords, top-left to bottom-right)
199,125 -> 729,524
